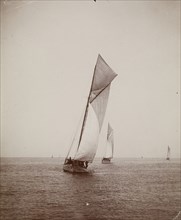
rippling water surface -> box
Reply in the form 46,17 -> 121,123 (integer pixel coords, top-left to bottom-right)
0,157 -> 180,220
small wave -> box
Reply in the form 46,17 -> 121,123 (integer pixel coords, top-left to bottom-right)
172,211 -> 181,220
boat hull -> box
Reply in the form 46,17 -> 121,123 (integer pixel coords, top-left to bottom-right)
63,164 -> 89,173
102,158 -> 111,164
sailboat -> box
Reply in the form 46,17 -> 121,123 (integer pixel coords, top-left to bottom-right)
166,146 -> 170,160
63,54 -> 117,173
102,123 -> 114,164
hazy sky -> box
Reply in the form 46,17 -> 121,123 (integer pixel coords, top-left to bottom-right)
1,0 -> 180,158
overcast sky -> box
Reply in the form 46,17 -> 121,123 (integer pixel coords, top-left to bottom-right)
1,0 -> 180,158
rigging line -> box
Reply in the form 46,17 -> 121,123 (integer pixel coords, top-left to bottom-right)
65,108 -> 85,160
112,133 -> 114,156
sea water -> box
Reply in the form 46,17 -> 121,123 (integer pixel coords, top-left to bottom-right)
0,158 -> 180,220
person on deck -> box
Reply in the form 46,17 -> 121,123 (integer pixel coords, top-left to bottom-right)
79,161 -> 84,167
68,157 -> 72,164
85,161 -> 88,168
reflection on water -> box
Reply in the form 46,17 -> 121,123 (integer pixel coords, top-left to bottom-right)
0,158 -> 180,219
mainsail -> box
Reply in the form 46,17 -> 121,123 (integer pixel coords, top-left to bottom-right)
66,54 -> 117,163
104,123 -> 114,159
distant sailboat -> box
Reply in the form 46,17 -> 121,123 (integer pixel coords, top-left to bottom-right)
102,123 -> 114,164
63,54 -> 117,173
166,146 -> 170,160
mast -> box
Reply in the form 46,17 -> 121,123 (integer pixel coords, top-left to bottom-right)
77,65 -> 96,151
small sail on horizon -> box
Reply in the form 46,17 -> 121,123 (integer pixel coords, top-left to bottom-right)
63,54 -> 117,173
102,123 -> 114,164
166,146 -> 170,160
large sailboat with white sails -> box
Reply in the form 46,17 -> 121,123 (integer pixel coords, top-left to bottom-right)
63,54 -> 117,173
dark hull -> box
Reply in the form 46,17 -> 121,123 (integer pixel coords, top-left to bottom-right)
63,164 -> 89,173
102,158 -> 111,164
